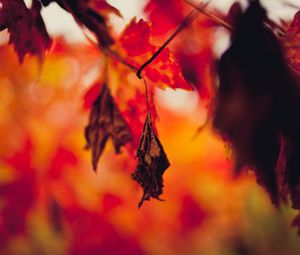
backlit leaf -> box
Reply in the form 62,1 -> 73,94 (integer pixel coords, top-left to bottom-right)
283,10 -> 300,73
0,0 -> 52,62
145,0 -> 186,35
115,18 -> 192,91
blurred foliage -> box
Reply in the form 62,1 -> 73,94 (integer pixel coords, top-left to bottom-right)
1,0 -> 300,254
0,39 -> 299,254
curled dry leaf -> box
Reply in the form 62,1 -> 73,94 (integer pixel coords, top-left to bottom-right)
85,84 -> 132,171
131,112 -> 170,208
0,0 -> 52,62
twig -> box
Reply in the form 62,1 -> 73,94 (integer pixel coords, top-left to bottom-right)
183,0 -> 233,31
136,9 -> 200,79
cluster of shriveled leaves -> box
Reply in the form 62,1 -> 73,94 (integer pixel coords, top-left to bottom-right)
3,0 -> 300,233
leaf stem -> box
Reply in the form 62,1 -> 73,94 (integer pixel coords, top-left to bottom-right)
136,9 -> 200,79
104,48 -> 151,114
142,77 -> 150,112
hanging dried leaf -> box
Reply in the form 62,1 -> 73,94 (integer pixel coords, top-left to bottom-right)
131,112 -> 170,208
85,84 -> 132,171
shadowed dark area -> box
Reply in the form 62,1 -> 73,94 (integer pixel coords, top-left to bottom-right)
214,0 -> 300,208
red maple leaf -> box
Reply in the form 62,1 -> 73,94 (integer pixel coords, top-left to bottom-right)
145,0 -> 186,35
115,18 -> 193,91
283,10 -> 300,74
0,140 -> 37,246
0,0 -> 52,62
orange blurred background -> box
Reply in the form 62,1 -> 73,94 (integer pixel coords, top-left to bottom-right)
0,38 -> 299,255
1,0 -> 300,254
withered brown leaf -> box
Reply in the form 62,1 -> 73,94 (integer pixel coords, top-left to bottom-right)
213,0 -> 300,208
131,112 -> 170,208
85,84 -> 132,171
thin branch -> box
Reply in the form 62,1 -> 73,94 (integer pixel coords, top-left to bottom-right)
183,0 -> 233,31
136,9 -> 200,79
263,16 -> 286,37
185,0 -> 287,37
